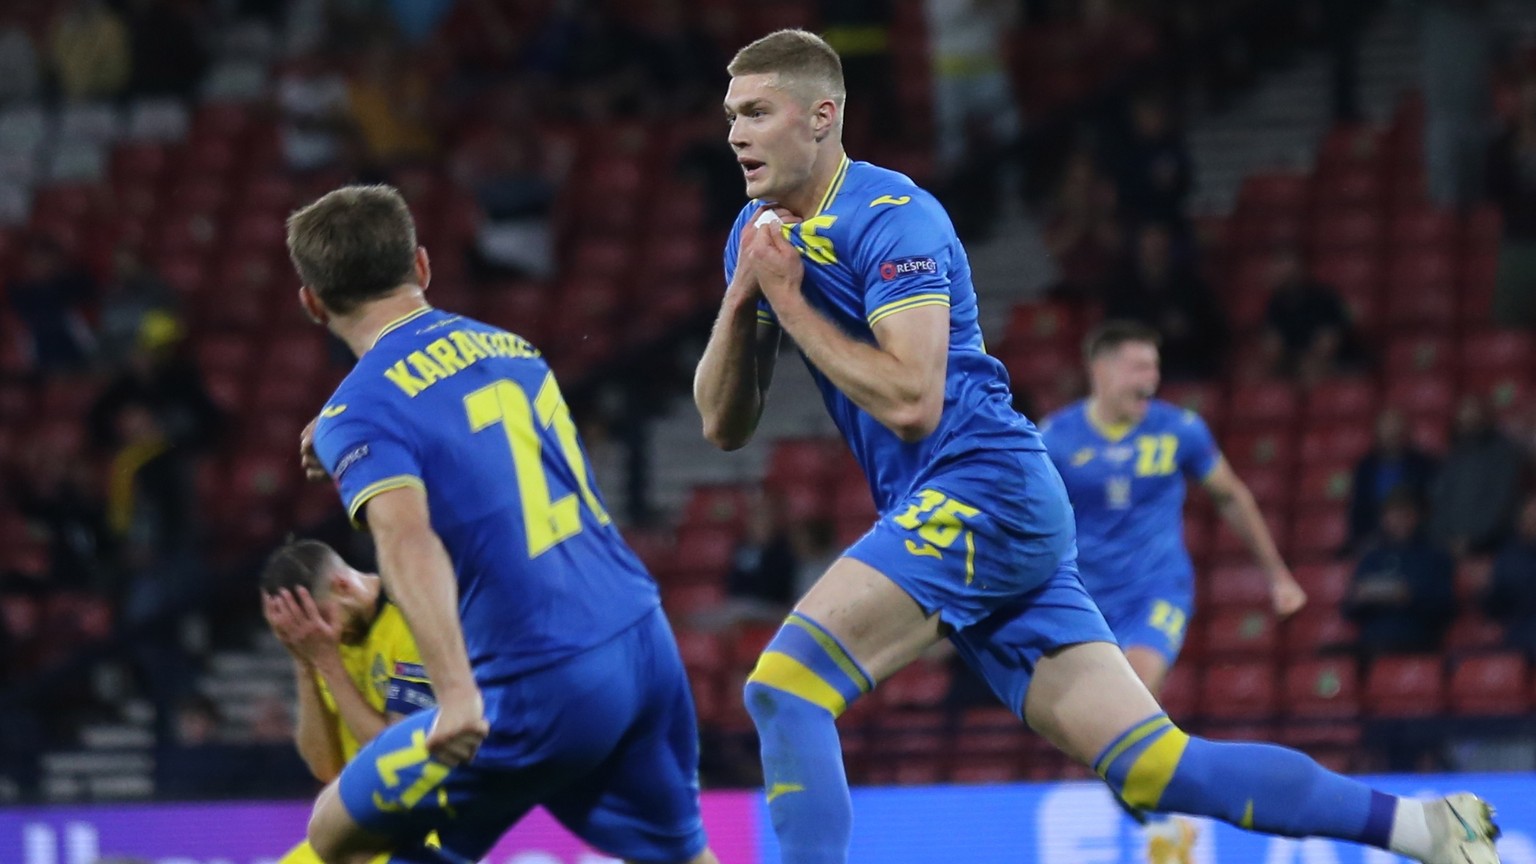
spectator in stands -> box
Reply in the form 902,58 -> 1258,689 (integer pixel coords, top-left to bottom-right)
1487,72 -> 1536,328
276,52 -> 352,173
88,311 -> 223,455
1108,89 -> 1193,227
1103,223 -> 1226,378
1260,246 -> 1361,383
124,0 -> 207,98
96,245 -> 176,369
1044,148 -> 1121,301
11,437 -> 110,591
1347,407 -> 1438,555
6,237 -> 96,373
174,692 -> 222,746
1346,489 -> 1455,654
926,0 -> 1021,179
454,123 -> 556,280
692,500 -> 799,632
47,0 -> 131,101
1420,0 -> 1491,208
1428,394 -> 1525,556
1484,495 -> 1536,656
347,36 -> 439,168
632,0 -> 725,116
823,0 -> 895,136
0,9 -> 41,104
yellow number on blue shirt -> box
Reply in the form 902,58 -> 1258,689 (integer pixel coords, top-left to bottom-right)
781,215 -> 839,265
372,729 -> 449,812
893,489 -> 981,584
1134,434 -> 1178,477
1148,600 -> 1187,641
464,373 -> 610,558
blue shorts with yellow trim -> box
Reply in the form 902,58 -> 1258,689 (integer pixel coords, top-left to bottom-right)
336,607 -> 706,863
840,449 -> 1114,715
1097,580 -> 1195,666
842,449 -> 1080,630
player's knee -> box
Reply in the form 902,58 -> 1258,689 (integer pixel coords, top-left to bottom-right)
743,613 -> 873,724
1096,714 -> 1191,813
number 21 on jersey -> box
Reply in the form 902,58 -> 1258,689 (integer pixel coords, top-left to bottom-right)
464,372 -> 610,558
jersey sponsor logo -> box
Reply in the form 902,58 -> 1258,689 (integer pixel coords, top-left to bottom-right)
1105,445 -> 1133,463
879,256 -> 938,281
334,444 -> 370,481
869,194 -> 912,207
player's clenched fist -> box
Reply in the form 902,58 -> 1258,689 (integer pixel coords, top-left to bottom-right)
427,687 -> 490,767
742,214 -> 804,308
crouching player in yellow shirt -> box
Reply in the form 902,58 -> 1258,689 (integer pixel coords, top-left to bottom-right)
260,538 -> 437,864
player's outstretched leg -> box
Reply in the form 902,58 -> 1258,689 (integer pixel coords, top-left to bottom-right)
1025,641 -> 1501,864
744,559 -> 947,864
1122,645 -> 1197,864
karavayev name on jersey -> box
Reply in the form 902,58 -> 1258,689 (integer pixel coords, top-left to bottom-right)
382,324 -> 542,397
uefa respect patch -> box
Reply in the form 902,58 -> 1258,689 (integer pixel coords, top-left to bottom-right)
879,256 -> 938,280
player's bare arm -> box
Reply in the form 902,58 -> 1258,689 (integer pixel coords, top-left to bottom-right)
746,224 -> 947,442
268,587 -> 391,749
695,219 -> 782,450
265,592 -> 346,781
362,485 -> 488,766
1202,456 -> 1307,617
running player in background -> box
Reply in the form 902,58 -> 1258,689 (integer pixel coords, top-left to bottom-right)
694,28 -> 1499,864
1041,321 -> 1307,864
286,185 -> 717,864
259,538 -> 436,864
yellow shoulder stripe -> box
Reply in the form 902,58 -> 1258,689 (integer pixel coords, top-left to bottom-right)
867,293 -> 950,328
347,475 -> 426,527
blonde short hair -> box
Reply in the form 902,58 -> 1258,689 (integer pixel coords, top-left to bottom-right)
728,29 -> 846,111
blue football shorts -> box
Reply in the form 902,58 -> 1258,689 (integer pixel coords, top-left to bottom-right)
336,606 -> 707,863
841,449 -> 1115,715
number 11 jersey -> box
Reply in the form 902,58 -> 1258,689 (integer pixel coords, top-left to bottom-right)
312,306 -> 659,685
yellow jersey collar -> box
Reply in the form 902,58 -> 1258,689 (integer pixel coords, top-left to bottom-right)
813,155 -> 851,216
370,306 -> 434,349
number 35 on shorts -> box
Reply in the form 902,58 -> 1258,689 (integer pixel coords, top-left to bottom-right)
893,489 -> 980,585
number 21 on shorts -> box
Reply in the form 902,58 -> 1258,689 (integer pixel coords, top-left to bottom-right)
893,489 -> 980,585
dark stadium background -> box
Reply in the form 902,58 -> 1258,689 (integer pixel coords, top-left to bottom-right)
0,0 -> 1533,835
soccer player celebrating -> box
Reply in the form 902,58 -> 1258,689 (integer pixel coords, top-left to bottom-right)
260,538 -> 436,864
1040,321 -> 1307,863
694,29 -> 1499,864
286,186 -> 718,864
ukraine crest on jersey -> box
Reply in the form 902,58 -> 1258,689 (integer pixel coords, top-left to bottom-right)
725,157 -> 1043,513
1039,399 -> 1221,607
312,307 -> 660,685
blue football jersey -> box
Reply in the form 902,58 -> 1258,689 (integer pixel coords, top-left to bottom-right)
726,157 -> 1043,513
1039,399 -> 1220,605
312,307 -> 660,685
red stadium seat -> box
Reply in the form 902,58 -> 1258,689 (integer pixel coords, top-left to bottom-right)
1241,466 -> 1290,511
881,659 -> 952,709
1211,512 -> 1289,563
1365,655 -> 1445,717
1464,205 -> 1503,252
1004,301 -> 1081,347
1202,608 -> 1280,659
1385,252 -> 1457,329
682,484 -> 752,530
1289,507 -> 1349,560
674,630 -> 725,675
1294,462 -> 1353,507
662,583 -> 725,618
1444,615 -> 1504,655
1384,333 -> 1452,375
766,438 -> 838,488
1449,653 -> 1530,716
1239,173 -> 1310,214
1454,557 -> 1492,606
1387,206 -> 1457,250
1299,424 -> 1373,466
1200,662 -> 1278,721
1309,209 -> 1381,252
1159,382 -> 1224,425
671,525 -> 737,583
1459,330 -> 1533,378
1283,608 -> 1357,657
1312,166 -> 1380,209
1385,373 -> 1455,421
1312,252 -> 1381,299
1293,562 -> 1351,607
1222,429 -> 1295,471
1228,382 -> 1298,430
1204,565 -> 1275,609
1283,658 -> 1360,719
1304,378 -> 1379,422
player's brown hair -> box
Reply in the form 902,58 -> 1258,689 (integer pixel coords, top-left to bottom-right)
259,537 -> 340,597
728,29 -> 846,112
285,184 -> 419,315
1083,320 -> 1163,362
